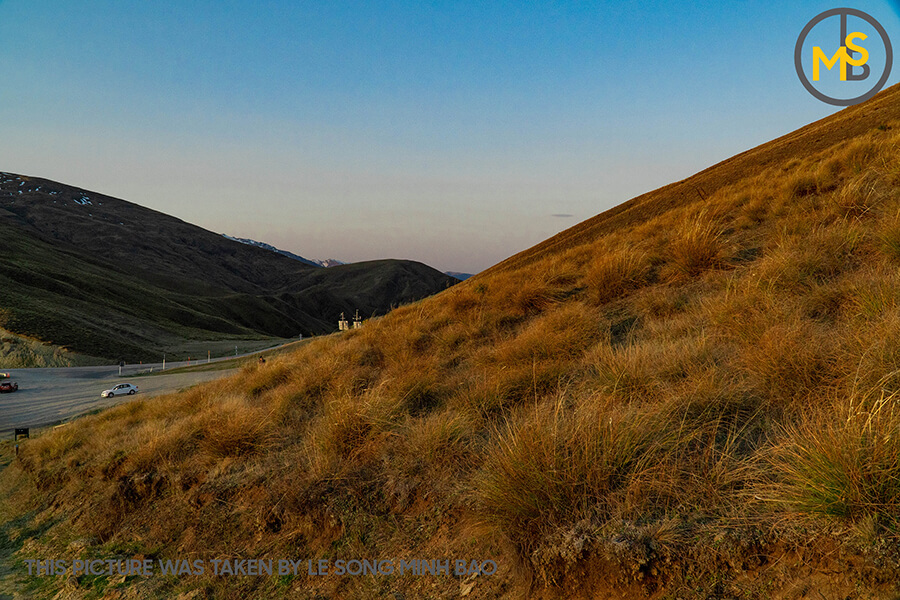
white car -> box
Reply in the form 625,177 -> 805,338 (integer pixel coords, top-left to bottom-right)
102,383 -> 139,398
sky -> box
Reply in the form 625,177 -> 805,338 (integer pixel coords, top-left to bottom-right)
1,1 -> 899,273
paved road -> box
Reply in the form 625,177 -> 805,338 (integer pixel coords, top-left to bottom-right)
0,360 -> 238,438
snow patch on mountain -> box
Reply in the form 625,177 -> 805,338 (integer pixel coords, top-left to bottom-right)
314,258 -> 345,268
221,235 -> 343,268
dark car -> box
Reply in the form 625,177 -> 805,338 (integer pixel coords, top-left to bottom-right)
0,381 -> 18,393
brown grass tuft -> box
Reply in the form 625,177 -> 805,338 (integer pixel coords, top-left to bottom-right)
764,387 -> 900,528
584,247 -> 651,305
667,213 -> 725,278
474,397 -> 667,555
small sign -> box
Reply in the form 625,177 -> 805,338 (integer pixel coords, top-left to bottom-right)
14,428 -> 29,440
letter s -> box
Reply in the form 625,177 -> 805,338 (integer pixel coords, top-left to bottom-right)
845,32 -> 869,66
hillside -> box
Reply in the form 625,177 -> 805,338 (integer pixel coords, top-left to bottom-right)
0,176 -> 457,362
5,84 -> 900,599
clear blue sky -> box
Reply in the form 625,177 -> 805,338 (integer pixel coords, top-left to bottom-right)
1,1 -> 899,273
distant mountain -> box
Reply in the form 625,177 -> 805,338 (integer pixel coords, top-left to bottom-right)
221,235 -> 321,267
445,271 -> 473,281
0,173 -> 458,362
221,236 -> 346,269
315,258 -> 345,267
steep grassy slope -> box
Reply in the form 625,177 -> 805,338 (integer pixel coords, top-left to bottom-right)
0,177 -> 456,362
6,87 -> 900,599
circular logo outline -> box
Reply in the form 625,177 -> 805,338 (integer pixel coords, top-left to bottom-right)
794,8 -> 893,106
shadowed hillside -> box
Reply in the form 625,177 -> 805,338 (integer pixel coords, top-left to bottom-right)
5,85 -> 900,599
0,177 -> 457,362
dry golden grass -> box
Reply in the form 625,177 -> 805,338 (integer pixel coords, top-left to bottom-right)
666,212 -> 726,278
474,396 -> 667,554
584,246 -> 651,305
763,386 -> 900,527
403,408 -> 476,469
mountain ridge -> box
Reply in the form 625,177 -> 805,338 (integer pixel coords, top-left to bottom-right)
0,173 -> 457,362
221,234 -> 323,268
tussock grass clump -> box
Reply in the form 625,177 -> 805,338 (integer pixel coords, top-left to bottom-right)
19,426 -> 88,489
833,138 -> 882,175
474,397 -> 667,554
786,172 -> 821,199
846,277 -> 900,321
846,312 -> 900,395
586,331 -> 717,401
736,317 -> 835,405
475,395 -> 761,564
124,417 -> 202,472
199,395 -> 279,458
305,391 -> 403,475
766,389 -> 900,528
667,214 -> 725,278
491,302 -> 599,364
497,267 -> 577,316
453,302 -> 600,416
753,224 -> 861,292
584,247 -> 651,305
242,358 -> 294,397
404,409 -> 475,468
874,210 -> 900,260
832,169 -> 890,217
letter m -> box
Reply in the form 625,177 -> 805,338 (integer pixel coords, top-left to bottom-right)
812,46 -> 849,81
